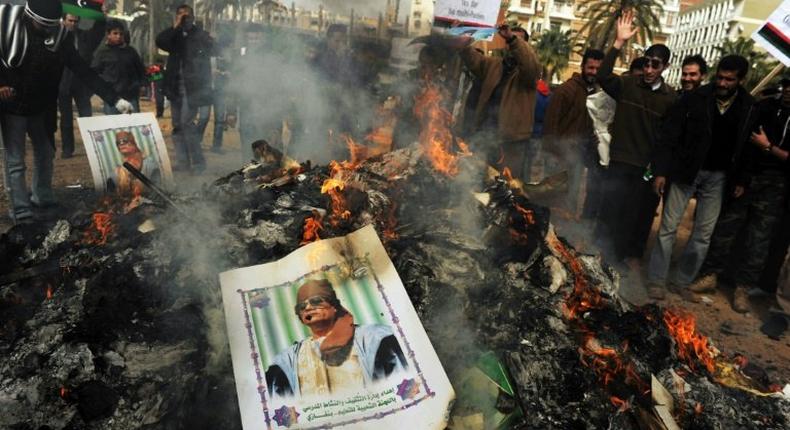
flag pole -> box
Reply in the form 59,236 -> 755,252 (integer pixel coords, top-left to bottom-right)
751,63 -> 785,96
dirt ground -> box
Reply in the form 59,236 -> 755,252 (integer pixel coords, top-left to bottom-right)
1,98 -> 788,387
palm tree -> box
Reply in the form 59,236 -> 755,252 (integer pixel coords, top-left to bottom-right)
713,37 -> 780,91
577,0 -> 663,53
534,27 -> 573,82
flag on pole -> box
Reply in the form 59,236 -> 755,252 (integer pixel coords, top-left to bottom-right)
752,0 -> 790,67
62,0 -> 105,20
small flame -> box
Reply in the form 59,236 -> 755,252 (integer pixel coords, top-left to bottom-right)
413,82 -> 471,176
663,309 -> 716,373
46,285 -> 53,300
82,212 -> 115,245
59,386 -> 69,400
301,212 -> 324,245
320,136 -> 369,226
610,396 -> 630,412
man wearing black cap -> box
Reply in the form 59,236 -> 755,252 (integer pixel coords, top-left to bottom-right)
0,0 -> 133,223
265,279 -> 408,398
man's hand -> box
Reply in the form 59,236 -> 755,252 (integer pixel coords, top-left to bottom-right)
115,98 -> 134,114
652,176 -> 666,197
498,24 -> 514,42
0,86 -> 15,101
750,126 -> 771,151
613,9 -> 638,49
173,10 -> 187,29
733,185 -> 745,198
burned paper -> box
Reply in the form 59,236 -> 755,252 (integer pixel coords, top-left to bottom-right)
77,113 -> 174,193
221,225 -> 454,429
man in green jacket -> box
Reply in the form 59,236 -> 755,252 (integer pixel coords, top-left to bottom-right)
593,10 -> 677,269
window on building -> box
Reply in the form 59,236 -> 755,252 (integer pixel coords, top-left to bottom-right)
415,0 -> 421,5
414,11 -> 421,19
415,20 -> 421,29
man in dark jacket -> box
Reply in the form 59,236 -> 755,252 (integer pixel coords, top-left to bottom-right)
593,11 -> 677,267
155,3 -> 214,173
58,12 -> 104,158
0,0 -> 132,224
543,48 -> 604,216
646,55 -> 755,301
690,78 -> 790,312
92,19 -> 145,113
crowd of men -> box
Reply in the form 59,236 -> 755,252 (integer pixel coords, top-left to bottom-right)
0,1 -> 787,338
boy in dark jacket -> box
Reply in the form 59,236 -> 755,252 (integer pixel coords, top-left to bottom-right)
91,20 -> 145,114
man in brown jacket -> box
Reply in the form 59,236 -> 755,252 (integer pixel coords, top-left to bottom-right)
543,49 -> 605,217
459,25 -> 541,178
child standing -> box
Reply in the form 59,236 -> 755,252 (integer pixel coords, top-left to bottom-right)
91,20 -> 146,114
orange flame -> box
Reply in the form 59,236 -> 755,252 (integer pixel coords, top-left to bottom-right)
46,285 -> 53,300
301,212 -> 324,245
663,309 -> 716,373
320,136 -> 369,227
551,239 -> 605,320
610,396 -> 630,412
413,83 -> 471,176
59,386 -> 69,399
82,212 -> 115,245
549,237 -> 649,399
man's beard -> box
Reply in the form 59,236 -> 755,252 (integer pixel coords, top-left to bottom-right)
715,86 -> 736,98
582,74 -> 596,85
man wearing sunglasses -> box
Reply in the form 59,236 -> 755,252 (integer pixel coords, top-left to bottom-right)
593,10 -> 677,273
265,279 -> 408,398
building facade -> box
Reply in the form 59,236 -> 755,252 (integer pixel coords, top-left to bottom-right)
407,0 -> 433,36
507,0 -> 680,81
666,0 -> 781,85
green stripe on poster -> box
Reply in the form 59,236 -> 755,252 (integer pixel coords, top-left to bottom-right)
262,301 -> 285,360
274,286 -> 298,349
249,303 -> 269,369
359,277 -> 386,324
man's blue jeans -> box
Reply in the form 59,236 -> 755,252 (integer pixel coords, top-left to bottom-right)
1,112 -> 55,221
647,170 -> 727,287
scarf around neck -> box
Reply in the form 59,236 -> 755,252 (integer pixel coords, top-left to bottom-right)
0,4 -> 67,68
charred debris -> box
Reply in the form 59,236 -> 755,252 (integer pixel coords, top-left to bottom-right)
1,85 -> 788,429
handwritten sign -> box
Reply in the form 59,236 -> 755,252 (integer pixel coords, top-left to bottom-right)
752,0 -> 790,66
221,225 -> 454,429
434,0 -> 500,28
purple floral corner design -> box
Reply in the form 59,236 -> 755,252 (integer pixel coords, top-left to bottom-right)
396,378 -> 420,401
272,405 -> 300,427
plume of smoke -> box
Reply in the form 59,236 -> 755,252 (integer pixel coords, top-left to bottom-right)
228,27 -> 376,165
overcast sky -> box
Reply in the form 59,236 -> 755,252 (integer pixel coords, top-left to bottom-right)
292,0 -> 400,18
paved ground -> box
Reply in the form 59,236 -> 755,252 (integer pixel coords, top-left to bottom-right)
1,97 -> 788,385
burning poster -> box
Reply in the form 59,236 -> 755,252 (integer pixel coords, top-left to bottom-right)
220,225 -> 454,429
77,113 -> 173,193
